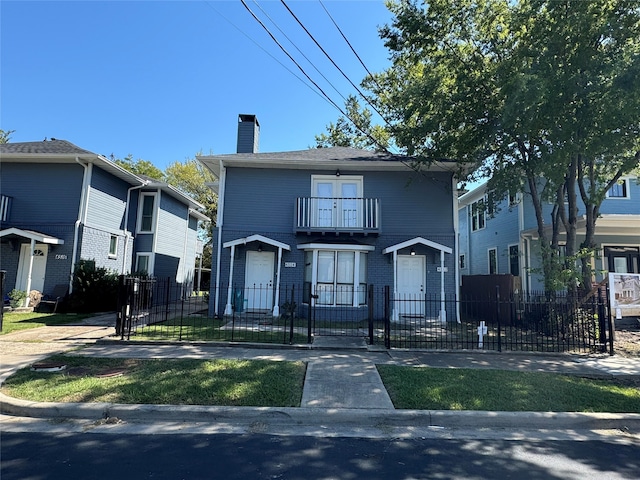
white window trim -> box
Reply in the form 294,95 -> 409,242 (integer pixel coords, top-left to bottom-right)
606,178 -> 630,199
108,234 -> 118,259
136,252 -> 154,275
488,247 -> 498,275
298,244 -> 370,307
470,199 -> 486,232
137,192 -> 159,233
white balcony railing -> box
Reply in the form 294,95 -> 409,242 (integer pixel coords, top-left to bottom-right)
295,197 -> 380,232
0,195 -> 11,222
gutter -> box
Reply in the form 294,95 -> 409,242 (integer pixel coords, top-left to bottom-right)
122,184 -> 147,274
214,161 -> 227,316
70,158 -> 92,293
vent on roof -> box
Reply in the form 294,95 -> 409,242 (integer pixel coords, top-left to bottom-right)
236,114 -> 260,154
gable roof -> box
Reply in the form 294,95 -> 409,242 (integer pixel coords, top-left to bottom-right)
0,139 -> 95,156
198,146 -> 458,179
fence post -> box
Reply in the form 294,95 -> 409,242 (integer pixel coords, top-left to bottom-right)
384,285 -> 390,349
603,287 -> 615,356
368,285 -> 374,345
0,270 -> 5,332
307,288 -> 315,344
289,285 -> 295,345
116,275 -> 127,338
495,285 -> 502,352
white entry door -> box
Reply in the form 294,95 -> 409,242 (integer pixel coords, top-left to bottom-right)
245,251 -> 275,311
16,243 -> 48,293
397,255 -> 425,317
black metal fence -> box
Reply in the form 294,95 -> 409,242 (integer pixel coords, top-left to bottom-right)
116,277 -> 613,354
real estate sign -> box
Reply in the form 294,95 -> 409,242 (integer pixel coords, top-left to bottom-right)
608,273 -> 640,318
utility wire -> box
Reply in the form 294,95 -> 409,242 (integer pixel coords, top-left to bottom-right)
318,0 -> 386,94
203,1 -> 330,107
251,0 -> 348,104
240,0 -> 346,116
279,0 -> 388,123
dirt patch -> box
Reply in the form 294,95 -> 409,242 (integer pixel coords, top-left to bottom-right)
613,319 -> 640,358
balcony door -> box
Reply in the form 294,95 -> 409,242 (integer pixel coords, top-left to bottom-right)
312,176 -> 362,229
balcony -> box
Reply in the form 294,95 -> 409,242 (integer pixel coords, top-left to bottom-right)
295,197 -> 380,234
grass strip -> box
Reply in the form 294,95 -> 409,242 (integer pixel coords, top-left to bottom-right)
2,354 -> 306,407
377,365 -> 640,413
1,313 -> 92,335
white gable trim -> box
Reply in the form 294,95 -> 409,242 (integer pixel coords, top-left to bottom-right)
0,228 -> 64,245
383,237 -> 452,255
224,234 -> 290,251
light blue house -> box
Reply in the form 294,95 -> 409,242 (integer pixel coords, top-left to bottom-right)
198,115 -> 461,322
458,176 -> 640,292
0,139 -> 208,304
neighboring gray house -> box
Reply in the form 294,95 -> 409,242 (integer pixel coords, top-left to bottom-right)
198,115 -> 461,322
458,178 -> 640,293
0,139 -> 208,305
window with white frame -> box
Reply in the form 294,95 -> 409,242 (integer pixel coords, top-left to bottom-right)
488,247 -> 498,274
136,253 -> 152,275
311,175 -> 363,229
137,193 -> 157,233
471,199 -> 486,231
109,235 -> 118,258
508,245 -> 519,276
607,178 -> 629,198
303,249 -> 367,306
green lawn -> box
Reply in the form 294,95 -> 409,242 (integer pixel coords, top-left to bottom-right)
1,312 -> 91,335
1,354 -> 306,407
377,365 -> 640,412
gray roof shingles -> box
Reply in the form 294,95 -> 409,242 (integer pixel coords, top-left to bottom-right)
0,139 -> 96,156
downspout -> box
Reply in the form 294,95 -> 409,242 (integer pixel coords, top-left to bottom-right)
70,158 -> 92,293
518,194 -> 527,293
181,208 -> 190,288
123,184 -> 146,274
453,176 -> 461,323
150,188 -> 161,274
214,161 -> 227,316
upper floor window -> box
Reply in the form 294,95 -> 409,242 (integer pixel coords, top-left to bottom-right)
311,175 -> 363,229
607,179 -> 629,199
459,254 -> 466,269
137,193 -> 157,233
471,199 -> 486,231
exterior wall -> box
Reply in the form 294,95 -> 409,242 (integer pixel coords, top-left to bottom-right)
600,176 -> 640,215
154,192 -> 193,283
86,166 -> 129,232
78,225 -> 128,274
211,166 -> 457,317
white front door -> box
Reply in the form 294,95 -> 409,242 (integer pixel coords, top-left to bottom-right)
397,255 -> 425,317
245,251 -> 275,311
16,243 -> 48,293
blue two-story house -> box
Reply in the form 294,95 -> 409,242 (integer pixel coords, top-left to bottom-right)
458,177 -> 640,293
198,115 -> 461,323
0,139 -> 209,305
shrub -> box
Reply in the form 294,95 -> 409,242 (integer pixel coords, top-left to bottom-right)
67,260 -> 119,313
8,289 -> 27,308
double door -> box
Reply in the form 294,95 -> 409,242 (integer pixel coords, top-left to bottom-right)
313,177 -> 362,229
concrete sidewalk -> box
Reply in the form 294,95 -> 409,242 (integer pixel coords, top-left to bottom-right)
1,318 -> 640,432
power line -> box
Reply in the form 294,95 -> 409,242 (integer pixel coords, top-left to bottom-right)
203,1 -> 331,108
279,0 -> 388,123
251,0 -> 349,105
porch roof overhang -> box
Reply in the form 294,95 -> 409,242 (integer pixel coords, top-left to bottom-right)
521,214 -> 640,240
223,234 -> 291,251
0,228 -> 64,245
297,243 -> 376,251
383,237 -> 452,255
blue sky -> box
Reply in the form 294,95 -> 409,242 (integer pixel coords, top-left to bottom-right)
1,0 -> 395,170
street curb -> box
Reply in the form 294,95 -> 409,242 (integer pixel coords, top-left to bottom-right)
2,392 -> 639,430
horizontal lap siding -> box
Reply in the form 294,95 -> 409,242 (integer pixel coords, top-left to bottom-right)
154,193 -> 189,282
1,163 -> 82,224
86,167 -> 129,232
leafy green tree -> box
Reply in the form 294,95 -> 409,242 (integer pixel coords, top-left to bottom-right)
366,0 -> 640,292
112,154 -> 165,180
315,95 -> 390,151
0,129 -> 15,144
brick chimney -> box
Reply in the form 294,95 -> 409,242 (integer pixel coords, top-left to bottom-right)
236,114 -> 260,153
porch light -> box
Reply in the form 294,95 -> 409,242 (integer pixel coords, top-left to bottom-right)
410,248 -> 416,256
335,169 -> 340,177
257,243 -> 263,252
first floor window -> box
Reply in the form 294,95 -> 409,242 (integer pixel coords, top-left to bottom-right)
607,179 -> 628,198
509,245 -> 519,276
136,254 -> 152,275
459,254 -> 466,269
109,235 -> 118,258
488,248 -> 498,275
303,250 -> 367,306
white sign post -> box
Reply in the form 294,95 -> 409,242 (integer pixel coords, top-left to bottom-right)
477,321 -> 488,348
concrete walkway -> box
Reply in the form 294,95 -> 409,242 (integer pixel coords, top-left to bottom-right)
1,315 -> 640,432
